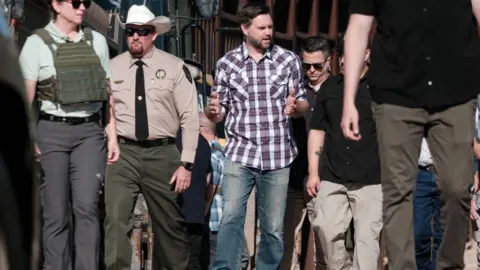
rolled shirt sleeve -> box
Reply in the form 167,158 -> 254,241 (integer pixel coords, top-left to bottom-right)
291,54 -> 307,100
212,62 -> 230,115
173,61 -> 200,163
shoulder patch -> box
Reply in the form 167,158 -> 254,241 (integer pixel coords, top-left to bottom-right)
182,65 -> 193,84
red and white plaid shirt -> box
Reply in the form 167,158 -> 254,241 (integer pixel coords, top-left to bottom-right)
214,42 -> 306,170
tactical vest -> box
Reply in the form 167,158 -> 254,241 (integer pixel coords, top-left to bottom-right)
33,27 -> 107,105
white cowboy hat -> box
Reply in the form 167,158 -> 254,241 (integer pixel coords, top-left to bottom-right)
117,5 -> 172,35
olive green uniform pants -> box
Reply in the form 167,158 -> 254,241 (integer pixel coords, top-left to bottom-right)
103,142 -> 188,270
373,99 -> 476,270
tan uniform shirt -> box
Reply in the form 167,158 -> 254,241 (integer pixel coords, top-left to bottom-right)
110,47 -> 199,163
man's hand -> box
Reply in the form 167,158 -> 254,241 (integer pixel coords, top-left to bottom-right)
471,198 -> 479,220
285,88 -> 297,116
207,91 -> 221,117
107,139 -> 120,164
306,175 -> 321,198
170,166 -> 192,193
34,143 -> 41,161
341,103 -> 362,141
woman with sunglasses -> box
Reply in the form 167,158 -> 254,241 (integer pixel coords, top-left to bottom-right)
18,0 -> 120,269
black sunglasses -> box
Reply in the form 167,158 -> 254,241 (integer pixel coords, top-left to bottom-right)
125,28 -> 154,37
68,0 -> 92,9
302,58 -> 329,70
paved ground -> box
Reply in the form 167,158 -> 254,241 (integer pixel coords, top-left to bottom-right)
465,240 -> 477,270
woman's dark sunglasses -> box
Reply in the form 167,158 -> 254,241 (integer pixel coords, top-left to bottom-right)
125,28 -> 154,37
302,58 -> 329,70
69,0 -> 92,9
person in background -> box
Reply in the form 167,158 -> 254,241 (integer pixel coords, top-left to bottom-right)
205,3 -> 308,269
199,112 -> 249,270
19,0 -> 120,269
307,44 -> 382,269
414,139 -> 442,270
471,106 -> 480,269
176,129 -> 212,270
280,36 -> 331,270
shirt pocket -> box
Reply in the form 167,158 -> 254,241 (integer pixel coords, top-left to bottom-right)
269,72 -> 289,99
111,79 -> 131,114
228,73 -> 249,102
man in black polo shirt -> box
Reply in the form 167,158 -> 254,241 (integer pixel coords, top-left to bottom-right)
176,131 -> 212,270
280,36 -> 330,270
341,1 -> 480,269
307,46 -> 382,269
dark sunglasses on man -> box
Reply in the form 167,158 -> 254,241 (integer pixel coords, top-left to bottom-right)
67,0 -> 92,9
125,27 -> 154,37
302,58 -> 329,70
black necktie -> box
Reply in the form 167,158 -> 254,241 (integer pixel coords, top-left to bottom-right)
134,60 -> 149,140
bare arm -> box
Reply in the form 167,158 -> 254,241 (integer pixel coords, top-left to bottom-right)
104,80 -> 117,142
307,129 -> 325,176
343,14 -> 374,106
473,0 -> 480,24
25,80 -> 36,105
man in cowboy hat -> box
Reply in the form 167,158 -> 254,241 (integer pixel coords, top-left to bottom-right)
104,4 -> 199,270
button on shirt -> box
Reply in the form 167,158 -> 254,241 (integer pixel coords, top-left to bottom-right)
418,138 -> 433,167
349,0 -> 480,109
19,21 -> 111,117
214,42 -> 306,170
110,47 -> 199,163
310,74 -> 380,184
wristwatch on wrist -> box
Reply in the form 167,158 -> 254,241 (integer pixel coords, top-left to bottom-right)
181,162 -> 194,171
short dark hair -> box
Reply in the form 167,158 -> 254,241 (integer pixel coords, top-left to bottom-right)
301,36 -> 333,58
237,4 -> 271,27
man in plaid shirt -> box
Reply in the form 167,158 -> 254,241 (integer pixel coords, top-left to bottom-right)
205,3 -> 308,269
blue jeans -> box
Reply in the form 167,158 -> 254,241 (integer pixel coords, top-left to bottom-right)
413,168 -> 442,270
212,160 -> 290,270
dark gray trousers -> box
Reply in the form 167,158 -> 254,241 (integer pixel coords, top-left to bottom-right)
37,119 -> 106,270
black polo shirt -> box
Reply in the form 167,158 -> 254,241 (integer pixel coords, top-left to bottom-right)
176,132 -> 212,224
289,82 -> 324,190
350,0 -> 480,109
310,73 -> 380,185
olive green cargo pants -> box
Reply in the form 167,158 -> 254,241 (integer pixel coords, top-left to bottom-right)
103,142 -> 188,270
372,99 -> 476,270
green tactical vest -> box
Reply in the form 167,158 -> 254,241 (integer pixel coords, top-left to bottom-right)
33,27 -> 107,105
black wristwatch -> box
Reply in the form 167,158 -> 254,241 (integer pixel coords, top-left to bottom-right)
181,162 -> 194,171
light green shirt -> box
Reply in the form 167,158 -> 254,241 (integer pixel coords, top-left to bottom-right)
19,21 -> 111,117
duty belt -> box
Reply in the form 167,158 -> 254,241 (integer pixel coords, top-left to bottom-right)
118,136 -> 175,148
39,112 -> 100,125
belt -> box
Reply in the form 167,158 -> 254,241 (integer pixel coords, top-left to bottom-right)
39,112 -> 100,125
118,136 -> 176,148
419,164 -> 435,173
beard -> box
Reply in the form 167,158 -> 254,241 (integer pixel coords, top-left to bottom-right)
129,41 -> 144,58
247,35 -> 271,50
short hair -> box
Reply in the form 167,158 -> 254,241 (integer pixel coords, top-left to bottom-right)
199,113 -> 216,134
301,36 -> 333,58
237,4 -> 271,27
337,33 -> 372,57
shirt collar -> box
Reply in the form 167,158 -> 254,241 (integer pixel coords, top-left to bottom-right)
129,46 -> 156,68
241,42 -> 274,62
45,21 -> 84,43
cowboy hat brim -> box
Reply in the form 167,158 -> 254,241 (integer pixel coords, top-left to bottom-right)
117,14 -> 172,36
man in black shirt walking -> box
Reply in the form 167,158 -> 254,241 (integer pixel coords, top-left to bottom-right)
307,46 -> 382,269
341,1 -> 480,269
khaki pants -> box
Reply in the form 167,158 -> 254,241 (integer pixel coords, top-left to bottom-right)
307,181 -> 383,270
373,99 -> 476,270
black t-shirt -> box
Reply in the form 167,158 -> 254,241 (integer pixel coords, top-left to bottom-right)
350,0 -> 480,109
176,132 -> 212,224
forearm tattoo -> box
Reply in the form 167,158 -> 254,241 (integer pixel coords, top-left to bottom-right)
315,146 -> 323,156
